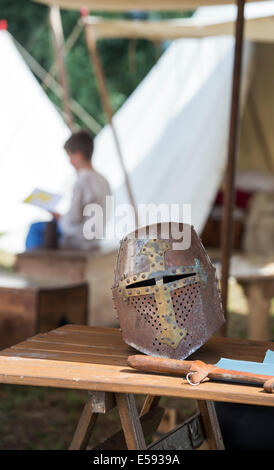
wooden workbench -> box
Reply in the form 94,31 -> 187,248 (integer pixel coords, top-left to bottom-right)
0,324 -> 274,450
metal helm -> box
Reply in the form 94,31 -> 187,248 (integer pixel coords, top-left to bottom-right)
112,222 -> 225,359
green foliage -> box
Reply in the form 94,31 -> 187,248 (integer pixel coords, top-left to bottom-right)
0,0 -> 193,132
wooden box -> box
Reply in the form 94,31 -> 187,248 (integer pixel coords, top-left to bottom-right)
15,247 -> 118,327
0,272 -> 88,349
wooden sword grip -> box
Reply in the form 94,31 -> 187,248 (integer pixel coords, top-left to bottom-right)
127,354 -> 209,377
128,355 -> 274,392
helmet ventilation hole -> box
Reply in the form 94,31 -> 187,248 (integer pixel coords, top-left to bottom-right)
129,281 -> 201,354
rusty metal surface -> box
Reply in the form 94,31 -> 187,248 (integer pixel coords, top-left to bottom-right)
148,413 -> 204,450
112,223 -> 225,360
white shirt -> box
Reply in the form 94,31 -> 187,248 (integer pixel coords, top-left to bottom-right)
59,168 -> 111,250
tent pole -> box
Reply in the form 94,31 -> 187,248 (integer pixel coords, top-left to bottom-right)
220,0 -> 245,334
14,37 -> 101,135
48,18 -> 83,89
84,22 -> 138,227
49,5 -> 74,131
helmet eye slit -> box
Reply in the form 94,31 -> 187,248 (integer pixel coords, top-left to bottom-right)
126,278 -> 156,289
163,273 -> 196,284
125,272 -> 196,289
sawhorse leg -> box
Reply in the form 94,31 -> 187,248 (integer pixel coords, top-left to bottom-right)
69,394 -> 98,450
70,392 -> 161,450
141,396 -> 224,450
70,392 -> 224,450
115,393 -> 146,450
197,400 -> 225,450
140,395 -> 161,416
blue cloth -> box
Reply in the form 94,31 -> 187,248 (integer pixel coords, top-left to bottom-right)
215,349 -> 274,379
215,357 -> 274,377
25,221 -> 61,250
25,221 -> 48,250
263,349 -> 274,363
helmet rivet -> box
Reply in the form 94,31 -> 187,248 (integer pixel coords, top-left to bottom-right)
133,276 -> 137,281
141,274 -> 146,279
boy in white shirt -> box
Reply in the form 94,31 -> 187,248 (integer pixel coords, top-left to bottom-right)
57,130 -> 111,250
26,130 -> 111,251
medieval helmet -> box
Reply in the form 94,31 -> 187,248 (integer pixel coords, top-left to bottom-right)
112,222 -> 224,360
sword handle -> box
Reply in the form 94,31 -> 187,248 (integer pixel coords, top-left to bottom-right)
127,354 -> 204,376
128,355 -> 274,392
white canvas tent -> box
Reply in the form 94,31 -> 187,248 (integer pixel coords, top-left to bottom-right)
2,2 -> 274,252
0,29 -> 75,252
92,2 -> 274,234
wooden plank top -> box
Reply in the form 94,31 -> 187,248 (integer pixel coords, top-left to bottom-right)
17,244 -> 117,261
0,271 -> 87,291
0,325 -> 274,407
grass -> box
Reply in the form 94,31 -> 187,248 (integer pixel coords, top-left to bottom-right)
0,386 -> 197,450
0,385 -> 136,450
0,277 -> 273,449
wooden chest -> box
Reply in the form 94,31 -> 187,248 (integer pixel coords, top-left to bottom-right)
16,246 -> 118,327
0,271 -> 88,349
